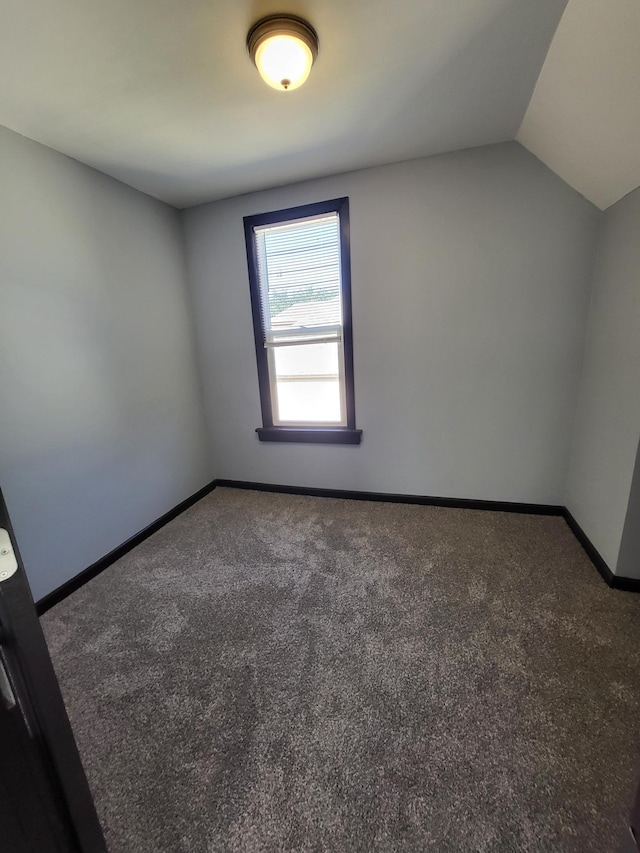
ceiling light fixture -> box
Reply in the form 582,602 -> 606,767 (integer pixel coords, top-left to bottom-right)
247,14 -> 318,92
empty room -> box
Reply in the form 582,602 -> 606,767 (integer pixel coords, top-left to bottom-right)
1,0 -> 640,851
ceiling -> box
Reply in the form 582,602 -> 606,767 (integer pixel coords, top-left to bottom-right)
517,0 -> 640,211
1,0 -> 637,210
0,0 -> 568,208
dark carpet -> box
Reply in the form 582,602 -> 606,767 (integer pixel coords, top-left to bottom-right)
41,487 -> 640,852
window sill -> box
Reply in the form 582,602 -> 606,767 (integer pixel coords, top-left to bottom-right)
256,427 -> 362,445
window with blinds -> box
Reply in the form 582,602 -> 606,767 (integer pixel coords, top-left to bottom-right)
244,198 -> 360,444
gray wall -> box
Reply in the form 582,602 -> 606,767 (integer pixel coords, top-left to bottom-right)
183,142 -> 599,504
0,125 -> 212,601
566,186 -> 640,574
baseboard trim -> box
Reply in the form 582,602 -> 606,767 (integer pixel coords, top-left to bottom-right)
562,508 -> 640,593
37,479 -> 639,614
36,480 -> 217,615
215,479 -> 565,516
562,508 -> 613,586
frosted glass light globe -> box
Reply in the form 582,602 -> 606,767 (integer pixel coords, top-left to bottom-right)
255,34 -> 313,91
247,16 -> 319,93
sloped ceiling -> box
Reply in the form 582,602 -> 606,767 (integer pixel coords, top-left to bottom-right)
517,0 -> 640,210
0,0 -> 567,207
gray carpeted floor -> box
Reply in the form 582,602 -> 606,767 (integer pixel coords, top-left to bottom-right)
41,487 -> 640,852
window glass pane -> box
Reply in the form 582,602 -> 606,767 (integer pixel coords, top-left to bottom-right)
273,341 -> 342,424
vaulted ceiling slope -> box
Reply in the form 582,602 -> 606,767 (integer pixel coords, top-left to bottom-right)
0,0 -> 568,207
517,0 -> 640,211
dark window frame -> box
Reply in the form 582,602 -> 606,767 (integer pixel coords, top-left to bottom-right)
244,197 -> 362,445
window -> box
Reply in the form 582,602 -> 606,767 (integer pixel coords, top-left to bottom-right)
244,197 -> 361,444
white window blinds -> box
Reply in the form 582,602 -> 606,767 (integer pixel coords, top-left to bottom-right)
253,213 -> 342,344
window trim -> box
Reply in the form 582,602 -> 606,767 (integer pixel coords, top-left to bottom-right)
244,197 -> 361,445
